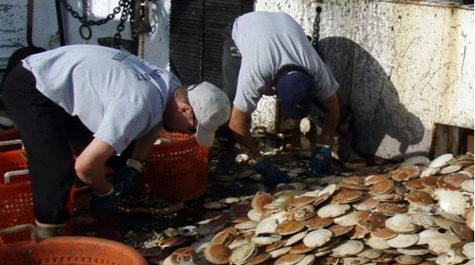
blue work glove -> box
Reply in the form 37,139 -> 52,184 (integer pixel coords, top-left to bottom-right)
307,145 -> 332,176
107,166 -> 140,197
254,158 -> 290,189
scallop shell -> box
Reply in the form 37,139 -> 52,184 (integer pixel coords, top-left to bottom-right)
420,167 -> 439,178
463,242 -> 474,259
294,254 -> 315,265
333,212 -> 358,227
364,236 -> 391,250
416,229 -> 443,245
357,247 -> 382,259
244,253 -> 271,265
251,192 -> 275,214
409,214 -> 437,229
391,166 -> 420,182
404,190 -> 434,205
386,234 -> 419,248
302,229 -> 333,248
370,179 -> 394,195
440,165 -> 462,174
429,153 -> 454,168
331,190 -> 364,204
276,220 -> 307,235
235,221 -> 258,230
228,242 -> 257,265
317,204 -> 351,218
251,234 -> 282,246
462,179 -> 474,192
255,217 -> 278,235
396,246 -> 430,256
204,244 -> 232,265
370,227 -> 397,240
427,234 -> 461,255
274,253 -> 305,265
284,231 -> 308,247
328,224 -> 354,237
394,255 -> 423,265
385,214 -> 420,233
306,216 -> 333,230
247,209 -> 262,223
289,242 -> 315,254
331,240 -> 365,257
433,189 -> 469,215
403,156 -> 431,166
269,246 -> 292,259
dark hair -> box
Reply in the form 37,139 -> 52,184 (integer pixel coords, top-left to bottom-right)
271,64 -> 311,88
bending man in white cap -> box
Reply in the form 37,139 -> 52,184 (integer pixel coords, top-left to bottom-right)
2,45 -> 231,238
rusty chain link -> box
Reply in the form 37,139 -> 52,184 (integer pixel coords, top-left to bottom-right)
60,0 -> 132,47
312,6 -> 322,47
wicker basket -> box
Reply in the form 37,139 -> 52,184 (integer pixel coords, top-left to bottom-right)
0,150 -> 75,245
142,132 -> 210,201
0,225 -> 147,265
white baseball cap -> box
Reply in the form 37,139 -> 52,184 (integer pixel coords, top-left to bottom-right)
188,81 -> 231,147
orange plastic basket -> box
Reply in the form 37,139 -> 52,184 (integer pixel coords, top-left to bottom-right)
0,150 -> 75,245
142,132 -> 210,201
0,234 -> 147,265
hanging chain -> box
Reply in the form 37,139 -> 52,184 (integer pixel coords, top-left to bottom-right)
312,6 -> 322,47
113,1 -> 132,49
79,0 -> 91,39
60,0 -> 132,45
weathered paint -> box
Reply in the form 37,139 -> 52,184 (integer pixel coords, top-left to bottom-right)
0,0 -> 472,159
253,0 -> 473,159
0,0 -> 170,70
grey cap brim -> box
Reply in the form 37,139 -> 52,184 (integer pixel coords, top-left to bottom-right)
195,125 -> 215,147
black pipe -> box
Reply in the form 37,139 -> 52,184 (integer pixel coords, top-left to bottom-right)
55,0 -> 66,46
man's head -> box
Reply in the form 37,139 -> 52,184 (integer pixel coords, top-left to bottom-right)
163,82 -> 230,147
188,82 -> 231,147
275,69 -> 315,119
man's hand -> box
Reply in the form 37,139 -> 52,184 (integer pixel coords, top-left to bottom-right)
307,145 -> 332,176
254,158 -> 290,189
108,166 -> 140,197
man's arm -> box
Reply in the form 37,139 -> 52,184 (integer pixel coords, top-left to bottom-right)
228,106 -> 261,160
129,125 -> 161,162
318,93 -> 340,146
75,138 -> 115,195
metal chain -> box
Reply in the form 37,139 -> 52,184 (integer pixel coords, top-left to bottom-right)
113,0 -> 133,48
312,6 -> 322,47
60,0 -> 125,26
60,0 -> 132,46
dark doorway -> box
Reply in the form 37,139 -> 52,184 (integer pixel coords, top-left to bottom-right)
169,0 -> 253,86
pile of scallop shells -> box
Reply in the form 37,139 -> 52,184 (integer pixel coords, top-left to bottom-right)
161,153 -> 474,265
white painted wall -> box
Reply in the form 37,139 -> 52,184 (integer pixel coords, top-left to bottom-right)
254,0 -> 474,159
1,0 -> 473,159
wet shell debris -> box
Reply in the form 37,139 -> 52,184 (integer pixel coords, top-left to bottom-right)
160,153 -> 474,264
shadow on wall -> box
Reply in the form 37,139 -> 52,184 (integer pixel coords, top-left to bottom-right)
318,37 -> 425,159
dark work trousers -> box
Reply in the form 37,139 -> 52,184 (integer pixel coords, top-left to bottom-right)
2,64 -> 93,225
218,22 -> 242,143
222,22 -> 242,105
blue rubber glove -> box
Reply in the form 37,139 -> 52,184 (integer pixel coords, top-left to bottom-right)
107,166 -> 140,197
254,158 -> 290,189
307,145 -> 332,176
